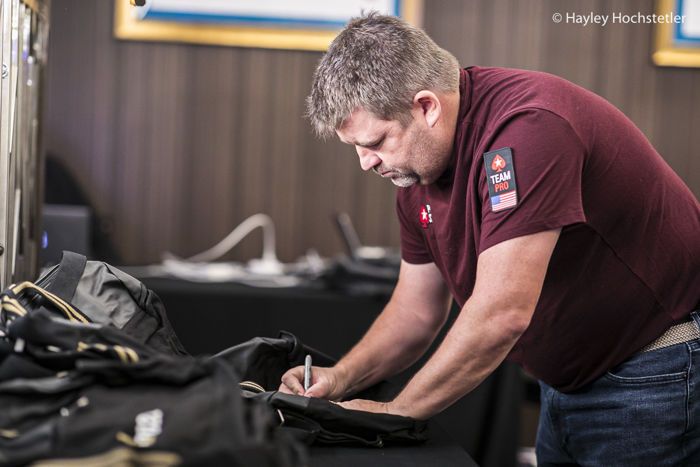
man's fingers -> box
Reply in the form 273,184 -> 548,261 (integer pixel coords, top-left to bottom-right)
280,370 -> 305,395
304,382 -> 323,398
281,366 -> 335,398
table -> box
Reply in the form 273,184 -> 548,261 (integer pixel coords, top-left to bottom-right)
310,421 -> 477,466
140,276 -> 522,467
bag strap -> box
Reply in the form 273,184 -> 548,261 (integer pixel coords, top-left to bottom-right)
2,282 -> 90,323
46,251 -> 87,302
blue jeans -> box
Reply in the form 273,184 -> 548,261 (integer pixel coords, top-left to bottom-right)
536,311 -> 700,466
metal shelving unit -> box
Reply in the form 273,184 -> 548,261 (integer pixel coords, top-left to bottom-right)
0,0 -> 48,289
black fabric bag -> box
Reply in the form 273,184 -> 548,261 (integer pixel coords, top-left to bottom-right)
0,310 -> 305,467
214,332 -> 429,447
7,251 -> 187,356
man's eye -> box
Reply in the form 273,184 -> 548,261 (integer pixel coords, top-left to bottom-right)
368,139 -> 383,149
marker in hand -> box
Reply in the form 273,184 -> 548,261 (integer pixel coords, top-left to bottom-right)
304,354 -> 312,394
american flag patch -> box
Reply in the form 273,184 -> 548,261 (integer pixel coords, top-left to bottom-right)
490,191 -> 518,212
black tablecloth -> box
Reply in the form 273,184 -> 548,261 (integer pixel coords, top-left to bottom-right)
310,421 -> 476,466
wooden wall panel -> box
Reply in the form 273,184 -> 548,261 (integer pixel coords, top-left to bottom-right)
44,0 -> 699,265
427,0 -> 699,195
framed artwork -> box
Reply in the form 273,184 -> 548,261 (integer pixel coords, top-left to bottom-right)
653,0 -> 700,67
114,0 -> 423,51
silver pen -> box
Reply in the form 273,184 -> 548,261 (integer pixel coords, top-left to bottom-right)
304,354 -> 312,393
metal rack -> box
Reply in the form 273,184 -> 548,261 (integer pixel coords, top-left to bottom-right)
0,0 -> 49,289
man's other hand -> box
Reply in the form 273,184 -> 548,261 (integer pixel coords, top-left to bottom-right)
336,399 -> 413,418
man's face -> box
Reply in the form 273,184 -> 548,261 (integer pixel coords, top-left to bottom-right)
336,107 -> 451,187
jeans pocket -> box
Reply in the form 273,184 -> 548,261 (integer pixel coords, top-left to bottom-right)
604,343 -> 689,385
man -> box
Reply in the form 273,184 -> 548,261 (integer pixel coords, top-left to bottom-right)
280,13 -> 700,464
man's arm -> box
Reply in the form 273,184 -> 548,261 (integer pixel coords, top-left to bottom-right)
332,260 -> 453,396
340,228 -> 560,419
280,260 -> 452,399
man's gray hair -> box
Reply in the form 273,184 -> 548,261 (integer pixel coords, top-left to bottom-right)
306,12 -> 460,139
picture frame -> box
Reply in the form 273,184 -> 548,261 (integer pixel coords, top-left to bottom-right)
653,0 -> 700,67
113,0 -> 423,51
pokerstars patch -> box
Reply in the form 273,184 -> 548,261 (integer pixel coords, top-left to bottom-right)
419,204 -> 433,229
483,147 -> 519,212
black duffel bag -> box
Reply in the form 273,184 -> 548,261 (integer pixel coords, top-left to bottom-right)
0,309 -> 305,467
214,332 -> 429,448
0,252 -> 306,466
3,251 -> 187,356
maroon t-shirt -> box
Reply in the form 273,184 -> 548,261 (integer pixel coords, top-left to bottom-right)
397,67 -> 700,392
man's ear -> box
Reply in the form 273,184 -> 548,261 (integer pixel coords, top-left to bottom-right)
413,90 -> 442,128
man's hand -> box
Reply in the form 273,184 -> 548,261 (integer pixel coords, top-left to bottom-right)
279,365 -> 348,400
336,399 -> 391,414
335,399 -> 417,418
278,262 -> 450,405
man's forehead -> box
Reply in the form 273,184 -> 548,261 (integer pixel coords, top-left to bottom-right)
337,109 -> 392,144
340,108 -> 377,128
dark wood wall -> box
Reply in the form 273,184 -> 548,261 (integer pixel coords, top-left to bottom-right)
44,0 -> 700,265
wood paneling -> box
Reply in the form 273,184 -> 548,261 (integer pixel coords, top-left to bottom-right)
44,0 -> 699,265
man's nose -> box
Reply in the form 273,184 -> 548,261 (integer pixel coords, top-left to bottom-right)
356,146 -> 381,171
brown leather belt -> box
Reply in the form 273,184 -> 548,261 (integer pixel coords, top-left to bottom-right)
640,319 -> 700,353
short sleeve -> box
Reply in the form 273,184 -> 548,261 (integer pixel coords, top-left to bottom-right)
478,109 -> 587,254
396,192 -> 433,264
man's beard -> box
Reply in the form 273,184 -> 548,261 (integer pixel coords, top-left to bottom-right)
388,171 -> 419,187
371,164 -> 419,187
383,127 -> 446,188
